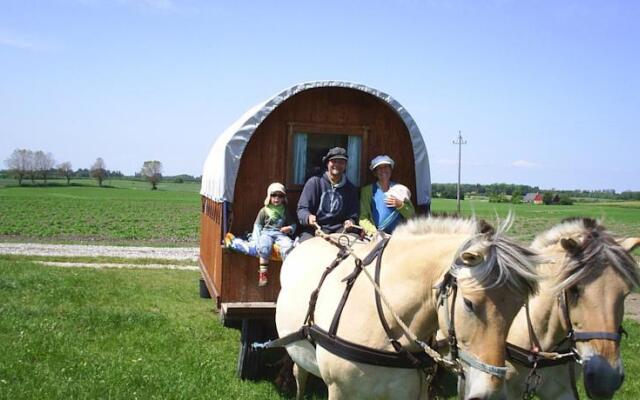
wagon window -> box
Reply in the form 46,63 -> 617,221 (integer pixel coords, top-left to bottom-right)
291,132 -> 361,186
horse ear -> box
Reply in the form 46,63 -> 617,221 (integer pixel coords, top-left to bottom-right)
460,251 -> 484,266
561,238 -> 580,255
617,237 -> 640,253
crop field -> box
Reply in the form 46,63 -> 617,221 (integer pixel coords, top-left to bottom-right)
1,179 -> 639,246
0,179 -> 201,246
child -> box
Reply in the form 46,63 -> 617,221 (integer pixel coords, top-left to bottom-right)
252,182 -> 297,286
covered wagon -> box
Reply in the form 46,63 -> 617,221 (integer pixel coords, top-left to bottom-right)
199,80 -> 431,378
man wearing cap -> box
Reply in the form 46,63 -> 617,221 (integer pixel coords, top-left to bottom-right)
360,155 -> 415,235
297,147 -> 359,242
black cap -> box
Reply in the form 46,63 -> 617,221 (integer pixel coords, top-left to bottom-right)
322,147 -> 348,164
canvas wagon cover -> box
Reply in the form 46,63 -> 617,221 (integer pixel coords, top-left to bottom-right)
200,81 -> 431,205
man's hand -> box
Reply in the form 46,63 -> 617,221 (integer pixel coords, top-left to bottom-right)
343,219 -> 354,229
280,226 -> 293,234
308,215 -> 317,225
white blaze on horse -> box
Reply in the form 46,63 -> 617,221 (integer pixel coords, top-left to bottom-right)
506,218 -> 640,400
276,215 -> 540,400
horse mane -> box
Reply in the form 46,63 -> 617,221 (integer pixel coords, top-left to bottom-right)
532,217 -> 640,291
393,214 -> 490,237
395,213 -> 539,298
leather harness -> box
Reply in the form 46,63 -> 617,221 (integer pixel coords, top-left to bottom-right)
262,236 -> 436,369
260,233 -> 510,380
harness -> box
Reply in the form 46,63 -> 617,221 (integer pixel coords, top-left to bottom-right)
256,228 -> 508,382
506,289 -> 627,400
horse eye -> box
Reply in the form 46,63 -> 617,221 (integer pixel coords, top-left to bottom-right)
568,286 -> 581,301
463,297 -> 474,312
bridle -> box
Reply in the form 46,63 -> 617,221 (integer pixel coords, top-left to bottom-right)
437,272 -> 509,380
558,288 -> 627,353
507,263 -> 627,400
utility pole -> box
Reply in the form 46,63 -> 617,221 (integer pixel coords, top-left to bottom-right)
453,130 -> 467,214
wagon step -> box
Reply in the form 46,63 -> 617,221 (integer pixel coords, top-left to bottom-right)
220,302 -> 276,325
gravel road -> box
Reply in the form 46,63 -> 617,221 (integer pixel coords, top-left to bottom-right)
0,242 -> 198,261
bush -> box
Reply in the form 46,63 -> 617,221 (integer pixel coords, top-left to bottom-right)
558,194 -> 574,205
489,194 -> 509,203
174,177 -> 184,183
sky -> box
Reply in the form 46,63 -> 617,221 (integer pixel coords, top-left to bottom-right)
1,0 -> 639,192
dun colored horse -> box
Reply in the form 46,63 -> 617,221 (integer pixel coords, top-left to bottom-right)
506,218 -> 640,399
276,216 -> 539,400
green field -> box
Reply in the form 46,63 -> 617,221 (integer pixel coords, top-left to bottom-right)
0,258 -> 639,399
0,258 -> 290,400
433,198 -> 640,243
0,179 -> 201,246
1,179 -> 638,246
1,181 -> 639,398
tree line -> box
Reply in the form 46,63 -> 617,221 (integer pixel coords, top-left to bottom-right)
2,148 -> 180,190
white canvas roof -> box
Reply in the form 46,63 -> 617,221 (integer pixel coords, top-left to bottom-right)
200,81 -> 431,205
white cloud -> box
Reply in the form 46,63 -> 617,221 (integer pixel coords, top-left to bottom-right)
0,34 -> 58,52
512,160 -> 539,168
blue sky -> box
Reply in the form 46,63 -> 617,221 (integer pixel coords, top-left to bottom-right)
1,0 -> 638,191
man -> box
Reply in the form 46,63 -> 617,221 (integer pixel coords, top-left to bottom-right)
297,147 -> 359,242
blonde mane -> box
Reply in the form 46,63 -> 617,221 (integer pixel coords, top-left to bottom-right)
395,214 -> 539,297
393,214 -> 481,237
532,217 -> 640,292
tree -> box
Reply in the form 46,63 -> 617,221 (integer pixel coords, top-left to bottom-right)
542,192 -> 554,205
4,149 -> 33,185
140,160 -> 163,190
58,161 -> 73,184
34,151 -> 56,183
90,157 -> 107,187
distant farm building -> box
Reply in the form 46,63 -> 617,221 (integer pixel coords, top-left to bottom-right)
523,192 -> 543,205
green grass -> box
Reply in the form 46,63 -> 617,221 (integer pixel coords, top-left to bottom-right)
2,259 -> 640,399
0,180 -> 200,246
0,257 -> 289,400
431,198 -> 640,243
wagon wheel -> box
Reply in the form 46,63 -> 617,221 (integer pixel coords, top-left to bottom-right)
237,319 -> 265,380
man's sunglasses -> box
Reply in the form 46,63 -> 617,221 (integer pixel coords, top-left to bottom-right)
270,193 -> 285,198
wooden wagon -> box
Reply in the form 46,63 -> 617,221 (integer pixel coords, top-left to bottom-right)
198,80 -> 432,379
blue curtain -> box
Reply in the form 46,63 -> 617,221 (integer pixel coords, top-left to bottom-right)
293,133 -> 308,184
347,135 -> 361,186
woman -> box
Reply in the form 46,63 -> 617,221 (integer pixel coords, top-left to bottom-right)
359,155 -> 415,236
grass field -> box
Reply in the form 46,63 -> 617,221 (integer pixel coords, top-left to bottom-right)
1,258 -> 640,399
0,257 -> 293,400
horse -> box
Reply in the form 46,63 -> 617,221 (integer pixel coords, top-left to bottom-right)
505,217 -> 640,399
275,215 -> 540,400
